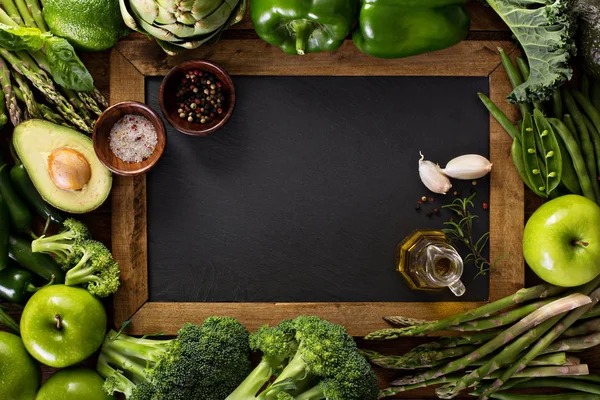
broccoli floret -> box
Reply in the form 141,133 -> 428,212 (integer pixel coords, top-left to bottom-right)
97,317 -> 251,400
63,240 -> 120,298
226,316 -> 378,400
31,218 -> 91,265
485,0 -> 575,103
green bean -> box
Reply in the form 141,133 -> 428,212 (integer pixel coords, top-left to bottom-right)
499,48 -> 532,117
511,138 -> 536,193
563,88 -> 600,202
592,78 -> 600,112
572,89 -> 600,137
478,92 -> 520,140
521,113 -> 547,197
516,57 -> 544,112
549,118 -> 596,201
533,109 -> 562,193
564,114 -> 580,146
555,131 -> 582,194
552,90 -> 563,119
582,74 -> 591,99
583,113 -> 600,185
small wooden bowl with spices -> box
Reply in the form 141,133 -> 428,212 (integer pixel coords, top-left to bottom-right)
159,59 -> 235,136
93,101 -> 166,176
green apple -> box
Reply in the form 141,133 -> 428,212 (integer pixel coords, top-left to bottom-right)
37,367 -> 114,400
20,284 -> 107,367
0,331 -> 39,400
523,194 -> 600,287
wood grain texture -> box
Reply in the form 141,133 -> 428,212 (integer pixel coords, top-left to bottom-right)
111,40 -> 524,337
110,50 -> 149,326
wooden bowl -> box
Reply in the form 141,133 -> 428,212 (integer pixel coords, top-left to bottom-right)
93,101 -> 166,176
159,59 -> 235,136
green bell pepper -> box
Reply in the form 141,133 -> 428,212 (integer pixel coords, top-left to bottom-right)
250,0 -> 358,55
353,0 -> 471,59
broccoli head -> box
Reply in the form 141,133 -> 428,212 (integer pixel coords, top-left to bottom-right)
485,0 -> 575,103
97,317 -> 251,400
31,218 -> 91,266
226,316 -> 379,400
63,240 -> 120,298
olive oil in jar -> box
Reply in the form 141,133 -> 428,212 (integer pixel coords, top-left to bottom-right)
397,230 -> 465,296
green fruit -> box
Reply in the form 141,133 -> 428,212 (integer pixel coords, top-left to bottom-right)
0,331 -> 40,400
37,368 -> 114,400
43,0 -> 129,51
13,120 -> 112,214
20,285 -> 107,368
523,194 -> 600,287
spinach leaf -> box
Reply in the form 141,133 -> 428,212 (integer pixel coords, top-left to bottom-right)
44,37 -> 94,92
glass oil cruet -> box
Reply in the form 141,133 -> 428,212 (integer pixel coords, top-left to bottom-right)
396,230 -> 466,296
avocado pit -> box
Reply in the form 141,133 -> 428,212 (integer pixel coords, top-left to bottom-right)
48,147 -> 92,191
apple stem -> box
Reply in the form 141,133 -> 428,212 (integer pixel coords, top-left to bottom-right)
572,240 -> 590,248
55,314 -> 62,330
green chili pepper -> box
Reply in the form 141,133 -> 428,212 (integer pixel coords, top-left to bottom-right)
0,194 -> 8,271
563,88 -> 600,202
8,234 -> 64,284
0,263 -> 50,303
10,164 -> 64,225
353,0 -> 470,59
532,109 -> 562,194
549,118 -> 596,202
521,112 -> 547,197
250,0 -> 358,55
0,164 -> 32,233
511,138 -> 536,193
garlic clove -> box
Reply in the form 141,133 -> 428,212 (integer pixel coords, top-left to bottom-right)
418,152 -> 452,194
442,154 -> 492,180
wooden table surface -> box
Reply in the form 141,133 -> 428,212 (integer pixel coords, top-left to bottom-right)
4,3 -> 599,399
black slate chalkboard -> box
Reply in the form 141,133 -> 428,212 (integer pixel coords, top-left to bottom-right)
145,76 -> 490,303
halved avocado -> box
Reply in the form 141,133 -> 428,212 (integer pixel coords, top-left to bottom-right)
13,120 -> 112,213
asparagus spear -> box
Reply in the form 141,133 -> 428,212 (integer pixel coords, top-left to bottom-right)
91,88 -> 108,109
581,305 -> 600,320
38,103 -> 68,126
490,393 -> 600,400
12,0 -> 36,27
370,284 -> 568,339
470,378 -> 532,396
0,56 -> 21,126
61,87 -> 93,126
24,0 -> 47,31
481,285 -> 600,399
362,346 -> 477,370
0,88 -> 7,129
78,90 -> 103,117
542,332 -> 600,354
12,69 -> 40,119
389,294 -> 591,386
563,317 -> 600,338
511,378 -> 600,395
0,0 -> 23,25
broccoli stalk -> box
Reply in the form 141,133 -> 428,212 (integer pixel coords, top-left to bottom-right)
31,218 -> 90,265
97,317 -> 251,400
63,240 -> 120,298
226,316 -> 379,400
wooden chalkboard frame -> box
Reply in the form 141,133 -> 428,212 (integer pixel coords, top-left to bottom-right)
110,38 -> 524,336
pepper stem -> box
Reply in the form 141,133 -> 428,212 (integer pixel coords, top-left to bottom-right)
26,274 -> 56,293
291,20 -> 312,55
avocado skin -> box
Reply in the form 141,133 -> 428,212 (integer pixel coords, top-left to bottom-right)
579,0 -> 600,79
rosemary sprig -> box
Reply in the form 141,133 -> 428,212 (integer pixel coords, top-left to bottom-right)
441,192 -> 495,278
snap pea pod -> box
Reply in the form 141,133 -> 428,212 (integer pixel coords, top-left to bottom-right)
572,89 -> 600,137
511,139 -> 536,193
555,131 -> 582,195
0,164 -> 32,233
521,113 -> 547,197
533,109 -> 562,194
478,92 -> 520,140
564,114 -> 580,146
549,118 -> 596,202
499,49 -> 532,117
551,90 -> 563,119
515,57 -> 544,112
563,88 -> 600,202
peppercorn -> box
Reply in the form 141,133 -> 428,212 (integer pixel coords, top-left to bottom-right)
421,196 -> 427,202
175,70 -> 226,124
482,202 -> 489,210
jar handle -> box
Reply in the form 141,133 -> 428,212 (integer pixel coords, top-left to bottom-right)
448,280 -> 466,297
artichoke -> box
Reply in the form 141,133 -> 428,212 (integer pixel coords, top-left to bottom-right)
119,0 -> 246,55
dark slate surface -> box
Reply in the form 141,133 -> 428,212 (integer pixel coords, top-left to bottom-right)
145,75 -> 490,303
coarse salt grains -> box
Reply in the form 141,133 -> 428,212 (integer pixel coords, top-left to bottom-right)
109,115 -> 158,163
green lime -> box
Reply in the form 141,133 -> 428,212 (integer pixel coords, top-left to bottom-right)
43,0 -> 129,51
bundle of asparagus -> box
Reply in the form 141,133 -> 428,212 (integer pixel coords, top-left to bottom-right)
365,278 -> 600,399
0,0 -> 107,133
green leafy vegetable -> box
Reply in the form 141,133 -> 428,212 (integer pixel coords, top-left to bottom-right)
485,0 -> 575,103
44,37 -> 94,92
0,23 -> 49,51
